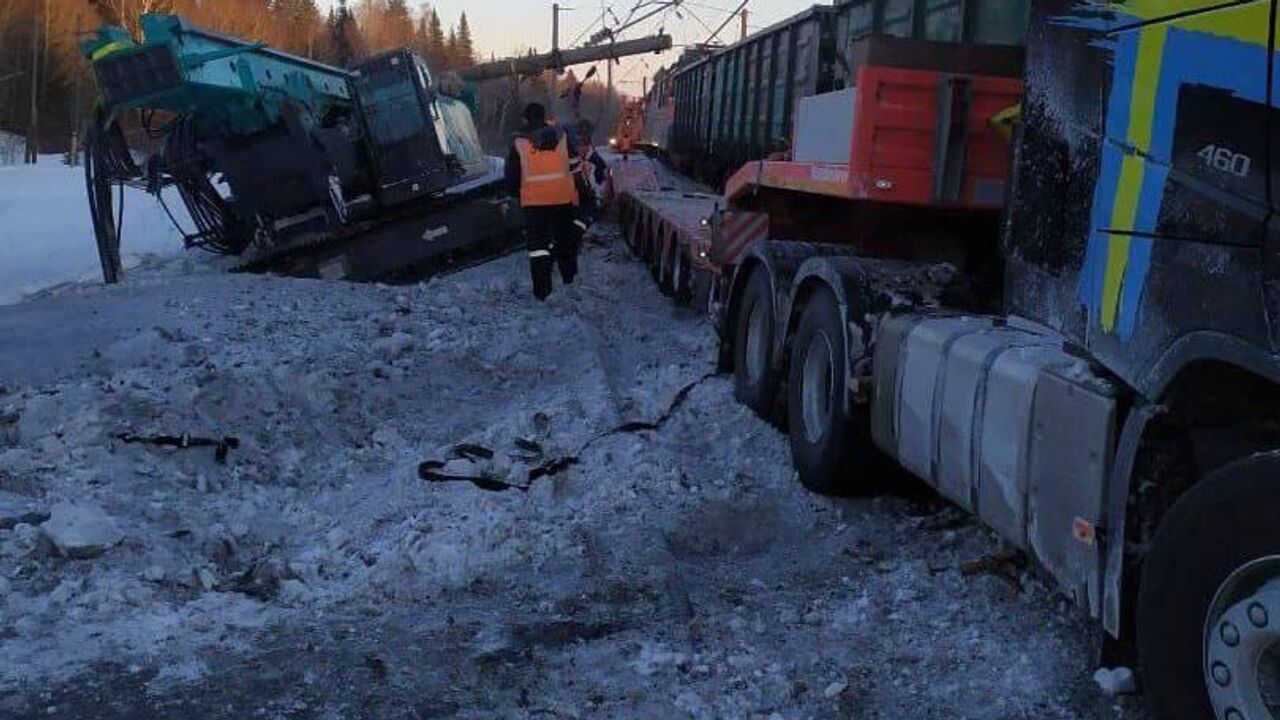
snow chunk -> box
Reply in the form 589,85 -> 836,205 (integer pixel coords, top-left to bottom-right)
1092,666 -> 1137,696
372,332 -> 416,361
39,501 -> 124,559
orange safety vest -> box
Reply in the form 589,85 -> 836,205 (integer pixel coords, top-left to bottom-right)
514,132 -> 579,208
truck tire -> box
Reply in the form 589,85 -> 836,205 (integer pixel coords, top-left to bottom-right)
1137,452 -> 1280,720
733,269 -> 779,416
786,289 -> 863,494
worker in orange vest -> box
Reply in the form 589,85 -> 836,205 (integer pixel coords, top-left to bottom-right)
505,103 -> 579,300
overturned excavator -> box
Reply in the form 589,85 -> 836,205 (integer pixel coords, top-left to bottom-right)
79,14 -> 672,285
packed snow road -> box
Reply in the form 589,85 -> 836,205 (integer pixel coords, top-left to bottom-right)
0,226 -> 1145,719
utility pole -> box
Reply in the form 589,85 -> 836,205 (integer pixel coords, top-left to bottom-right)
459,35 -> 672,81
605,58 -> 613,124
548,3 -> 561,116
740,8 -> 749,41
25,0 -> 39,164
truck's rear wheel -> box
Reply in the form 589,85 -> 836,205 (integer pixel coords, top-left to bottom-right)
733,269 -> 778,416
786,289 -> 861,494
1138,453 -> 1280,720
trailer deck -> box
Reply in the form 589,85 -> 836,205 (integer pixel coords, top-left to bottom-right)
609,161 -> 721,307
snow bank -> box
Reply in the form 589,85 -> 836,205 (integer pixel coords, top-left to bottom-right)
0,157 -> 188,305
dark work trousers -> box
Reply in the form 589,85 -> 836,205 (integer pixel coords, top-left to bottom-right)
563,175 -> 599,280
524,204 -> 577,300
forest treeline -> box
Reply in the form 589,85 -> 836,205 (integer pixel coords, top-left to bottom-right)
1,0 -> 627,154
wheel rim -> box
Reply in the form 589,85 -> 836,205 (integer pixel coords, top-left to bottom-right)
800,329 -> 835,443
1205,555 -> 1280,720
744,298 -> 768,385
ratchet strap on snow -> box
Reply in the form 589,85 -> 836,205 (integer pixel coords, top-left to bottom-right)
418,372 -> 722,493
117,432 -> 241,464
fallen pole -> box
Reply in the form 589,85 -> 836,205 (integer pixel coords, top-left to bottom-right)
457,34 -> 673,83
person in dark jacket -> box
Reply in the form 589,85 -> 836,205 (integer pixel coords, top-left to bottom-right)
571,120 -> 607,211
505,103 -> 578,300
560,118 -> 608,279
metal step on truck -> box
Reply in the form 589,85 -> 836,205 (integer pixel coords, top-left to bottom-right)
617,1 -> 1280,719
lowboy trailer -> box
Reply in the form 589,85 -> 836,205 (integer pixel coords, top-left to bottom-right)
618,2 -> 1280,719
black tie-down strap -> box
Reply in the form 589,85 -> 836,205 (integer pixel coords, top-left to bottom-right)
117,432 -> 241,464
418,372 -> 720,493
417,439 -> 568,493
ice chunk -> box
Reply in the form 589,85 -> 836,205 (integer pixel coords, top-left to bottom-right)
38,501 -> 124,559
1092,666 -> 1137,696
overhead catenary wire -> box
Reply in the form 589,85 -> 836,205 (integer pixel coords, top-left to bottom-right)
560,0 -> 743,101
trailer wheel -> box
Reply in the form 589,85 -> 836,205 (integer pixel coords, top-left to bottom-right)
642,228 -> 658,276
659,238 -> 676,296
672,249 -> 693,307
1137,452 -> 1280,720
733,269 -> 779,416
638,219 -> 653,261
624,209 -> 641,255
786,289 -> 864,494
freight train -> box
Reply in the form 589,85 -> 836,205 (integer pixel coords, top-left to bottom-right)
643,0 -> 1028,184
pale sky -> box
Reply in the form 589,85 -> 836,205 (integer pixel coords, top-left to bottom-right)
329,1 -> 824,96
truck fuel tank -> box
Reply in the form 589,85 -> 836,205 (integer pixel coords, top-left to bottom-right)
871,313 -> 1118,614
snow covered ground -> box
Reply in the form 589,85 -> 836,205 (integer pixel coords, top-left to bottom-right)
0,168 -> 1150,719
0,158 -> 188,306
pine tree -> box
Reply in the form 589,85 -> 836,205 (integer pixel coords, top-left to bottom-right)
272,0 -> 322,57
326,0 -> 363,67
383,0 -> 414,50
424,8 -> 446,71
454,11 -> 475,68
445,26 -> 457,70
413,14 -> 431,58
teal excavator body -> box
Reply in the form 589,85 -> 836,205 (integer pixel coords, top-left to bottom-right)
81,14 -> 355,137
79,13 -> 506,283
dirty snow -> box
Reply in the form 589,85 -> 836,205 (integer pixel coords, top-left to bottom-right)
0,166 -> 1149,719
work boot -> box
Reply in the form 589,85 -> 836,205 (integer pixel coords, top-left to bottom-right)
530,253 -> 554,301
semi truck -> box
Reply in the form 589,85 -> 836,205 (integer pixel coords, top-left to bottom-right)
618,1 -> 1280,719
